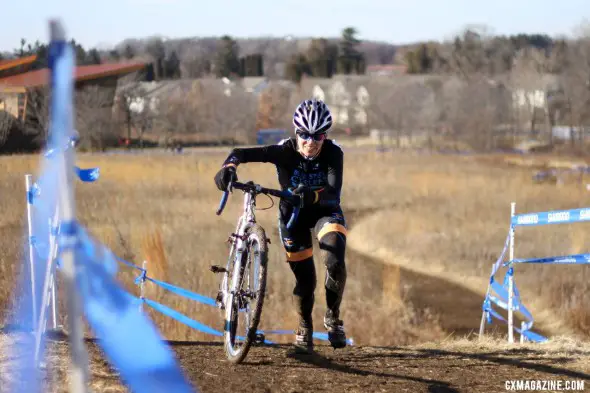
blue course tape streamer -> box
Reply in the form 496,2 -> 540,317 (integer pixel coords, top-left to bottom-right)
142,298 -> 277,345
75,166 -> 100,182
110,257 -> 354,346
74,226 -> 196,393
142,297 -> 223,337
512,207 -> 590,227
483,268 -> 547,343
146,277 -> 218,307
481,226 -> 548,343
511,253 -> 590,265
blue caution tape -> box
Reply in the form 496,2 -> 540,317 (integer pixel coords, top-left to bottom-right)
479,220 -> 588,343
512,207 -> 590,226
27,183 -> 40,204
75,166 -> 100,182
142,298 -> 277,345
75,226 -> 196,393
145,277 -> 218,307
510,253 -> 590,265
483,268 -> 546,342
490,229 -> 511,276
143,298 -> 223,337
108,256 -> 354,346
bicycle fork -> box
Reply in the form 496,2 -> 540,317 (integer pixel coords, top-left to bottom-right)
211,232 -> 247,310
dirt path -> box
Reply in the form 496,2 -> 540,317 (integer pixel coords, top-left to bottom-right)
343,208 -> 554,340
344,208 -> 567,340
32,337 -> 589,393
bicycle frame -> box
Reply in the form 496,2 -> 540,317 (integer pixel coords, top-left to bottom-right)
218,190 -> 257,310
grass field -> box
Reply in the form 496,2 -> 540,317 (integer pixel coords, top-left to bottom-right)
1,147 -> 589,347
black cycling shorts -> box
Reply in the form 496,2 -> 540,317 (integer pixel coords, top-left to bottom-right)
278,204 -> 347,262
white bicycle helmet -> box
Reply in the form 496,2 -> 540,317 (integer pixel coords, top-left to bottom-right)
292,98 -> 333,134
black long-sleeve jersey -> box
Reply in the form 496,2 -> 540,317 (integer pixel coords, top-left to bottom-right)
222,137 -> 344,208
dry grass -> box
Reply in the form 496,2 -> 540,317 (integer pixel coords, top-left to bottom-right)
415,334 -> 590,373
346,151 -> 590,338
1,148 -> 589,349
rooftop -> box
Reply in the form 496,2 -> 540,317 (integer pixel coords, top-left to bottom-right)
0,61 -> 147,90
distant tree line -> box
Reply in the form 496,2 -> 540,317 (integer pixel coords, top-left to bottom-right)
403,30 -> 564,75
4,27 -> 585,83
10,38 -> 102,69
284,27 -> 367,83
213,36 -> 264,78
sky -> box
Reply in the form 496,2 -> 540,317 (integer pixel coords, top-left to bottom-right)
2,0 -> 589,52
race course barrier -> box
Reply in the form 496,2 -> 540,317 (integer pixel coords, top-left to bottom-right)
479,202 -> 590,344
5,20 -> 195,393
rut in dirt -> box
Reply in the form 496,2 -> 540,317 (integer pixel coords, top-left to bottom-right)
343,207 -> 551,341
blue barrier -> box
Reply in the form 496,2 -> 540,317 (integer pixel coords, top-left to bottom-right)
110,250 -> 355,346
480,202 -> 590,344
511,207 -> 590,226
6,20 -> 196,393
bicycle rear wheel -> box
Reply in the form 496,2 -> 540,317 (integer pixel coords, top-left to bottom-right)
224,224 -> 268,363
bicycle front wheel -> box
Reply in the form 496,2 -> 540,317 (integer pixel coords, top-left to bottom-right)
223,224 -> 268,363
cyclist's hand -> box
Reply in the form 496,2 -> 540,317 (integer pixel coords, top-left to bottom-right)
214,165 -> 237,191
290,184 -> 316,208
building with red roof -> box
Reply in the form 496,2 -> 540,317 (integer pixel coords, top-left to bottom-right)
0,54 -> 148,124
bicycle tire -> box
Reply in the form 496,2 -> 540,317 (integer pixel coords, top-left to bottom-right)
223,224 -> 268,364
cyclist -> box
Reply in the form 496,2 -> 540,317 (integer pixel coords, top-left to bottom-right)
214,98 -> 348,352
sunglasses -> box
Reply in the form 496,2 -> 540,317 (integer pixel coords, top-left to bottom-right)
296,131 -> 327,142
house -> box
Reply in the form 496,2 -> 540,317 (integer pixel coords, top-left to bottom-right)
115,77 -> 256,117
302,75 -> 371,129
0,55 -> 148,125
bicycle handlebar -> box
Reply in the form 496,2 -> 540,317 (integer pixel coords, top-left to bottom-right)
216,181 -> 301,229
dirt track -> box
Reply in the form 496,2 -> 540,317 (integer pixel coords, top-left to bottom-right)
33,224 -> 586,393
35,337 -> 586,393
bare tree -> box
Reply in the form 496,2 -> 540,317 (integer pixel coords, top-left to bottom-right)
198,83 -> 257,144
508,48 -> 552,140
115,83 -> 157,149
0,94 -> 16,149
440,25 -> 496,82
368,80 -> 432,149
156,83 -> 197,146
255,83 -> 292,131
75,86 -> 119,151
24,88 -> 50,140
180,48 -> 212,78
446,80 -> 504,151
158,80 -> 258,146
558,24 -> 590,147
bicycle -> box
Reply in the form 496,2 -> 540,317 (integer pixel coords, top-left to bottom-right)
211,180 -> 301,364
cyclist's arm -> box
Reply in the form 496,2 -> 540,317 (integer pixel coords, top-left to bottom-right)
314,149 -> 343,207
221,144 -> 287,168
